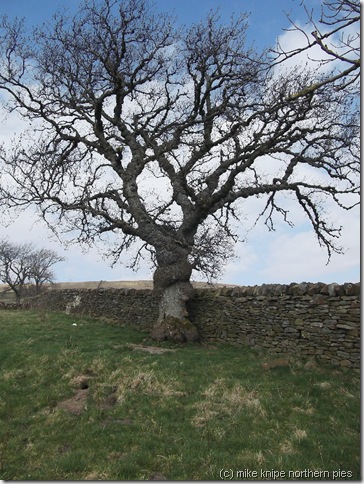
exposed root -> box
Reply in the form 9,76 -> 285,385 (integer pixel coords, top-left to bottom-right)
150,316 -> 200,343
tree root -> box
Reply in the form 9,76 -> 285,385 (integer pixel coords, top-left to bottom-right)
150,316 -> 200,343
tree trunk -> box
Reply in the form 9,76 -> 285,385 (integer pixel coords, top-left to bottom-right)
9,285 -> 22,303
150,254 -> 200,343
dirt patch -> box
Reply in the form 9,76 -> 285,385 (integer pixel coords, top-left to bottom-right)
127,343 -> 177,355
58,389 -> 89,415
58,443 -> 72,454
100,388 -> 118,410
102,418 -> 132,428
149,473 -> 168,481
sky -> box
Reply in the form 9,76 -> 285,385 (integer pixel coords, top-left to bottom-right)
0,0 -> 360,286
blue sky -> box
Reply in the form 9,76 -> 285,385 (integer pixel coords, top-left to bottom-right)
0,0 -> 360,286
0,0 -> 320,47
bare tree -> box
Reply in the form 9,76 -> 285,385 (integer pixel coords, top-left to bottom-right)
0,239 -> 34,301
28,248 -> 65,294
0,239 -> 64,301
0,0 -> 359,341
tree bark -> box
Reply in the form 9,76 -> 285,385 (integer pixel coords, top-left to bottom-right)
150,253 -> 200,343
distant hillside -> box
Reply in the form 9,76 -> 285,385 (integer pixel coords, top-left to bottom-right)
48,280 -> 238,290
51,280 -> 155,290
0,279 -> 238,297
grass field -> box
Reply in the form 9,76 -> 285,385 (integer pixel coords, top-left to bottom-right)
0,309 -> 360,480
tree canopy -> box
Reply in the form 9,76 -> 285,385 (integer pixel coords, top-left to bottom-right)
0,0 -> 359,341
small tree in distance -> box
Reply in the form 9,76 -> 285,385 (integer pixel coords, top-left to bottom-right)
0,0 -> 359,340
0,239 -> 34,302
0,239 -> 64,302
28,248 -> 65,294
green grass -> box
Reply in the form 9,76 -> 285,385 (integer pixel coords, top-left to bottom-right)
0,309 -> 360,480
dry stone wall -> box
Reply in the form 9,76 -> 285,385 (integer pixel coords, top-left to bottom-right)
31,282 -> 360,368
188,282 -> 360,368
31,287 -> 158,330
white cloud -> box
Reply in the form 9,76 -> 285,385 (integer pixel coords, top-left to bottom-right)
220,200 -> 360,286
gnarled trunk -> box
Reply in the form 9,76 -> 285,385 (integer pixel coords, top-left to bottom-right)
150,252 -> 200,343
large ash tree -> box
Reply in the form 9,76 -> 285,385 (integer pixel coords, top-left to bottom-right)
0,0 -> 359,341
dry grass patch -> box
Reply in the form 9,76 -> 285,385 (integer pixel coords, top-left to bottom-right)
293,428 -> 308,441
83,470 -> 110,480
1,369 -> 26,381
315,381 -> 331,390
292,402 -> 315,415
192,378 -> 265,428
279,439 -> 297,455
110,365 -> 186,403
240,450 -> 266,466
